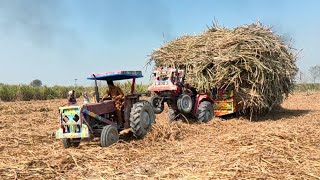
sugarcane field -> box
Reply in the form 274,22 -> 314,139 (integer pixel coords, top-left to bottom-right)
1,92 -> 320,179
1,1 -> 320,179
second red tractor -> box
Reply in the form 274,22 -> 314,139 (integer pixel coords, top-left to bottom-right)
148,67 -> 214,123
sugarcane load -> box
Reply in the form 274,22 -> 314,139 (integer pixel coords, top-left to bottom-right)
149,22 -> 298,117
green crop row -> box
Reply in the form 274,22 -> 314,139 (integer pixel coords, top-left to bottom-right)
294,83 -> 320,92
0,82 -> 149,102
2,82 -> 317,102
0,85 -> 85,101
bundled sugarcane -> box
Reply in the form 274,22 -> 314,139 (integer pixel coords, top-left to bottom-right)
149,22 -> 298,116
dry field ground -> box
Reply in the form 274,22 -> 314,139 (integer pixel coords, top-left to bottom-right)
0,92 -> 320,179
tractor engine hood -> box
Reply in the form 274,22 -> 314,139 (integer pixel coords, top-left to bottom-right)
83,100 -> 115,115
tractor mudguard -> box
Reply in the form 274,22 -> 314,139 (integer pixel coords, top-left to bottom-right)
192,94 -> 214,115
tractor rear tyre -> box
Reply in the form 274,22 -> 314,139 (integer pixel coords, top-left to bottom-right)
150,96 -> 164,114
100,125 -> 119,147
177,94 -> 193,114
196,101 -> 214,123
62,138 -> 80,148
130,101 -> 155,138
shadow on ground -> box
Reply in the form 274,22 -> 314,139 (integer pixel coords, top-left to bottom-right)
229,107 -> 312,122
157,106 -> 311,125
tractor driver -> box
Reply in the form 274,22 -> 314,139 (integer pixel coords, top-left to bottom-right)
102,80 -> 125,127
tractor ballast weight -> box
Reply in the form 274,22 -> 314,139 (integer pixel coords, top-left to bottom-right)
56,71 -> 155,148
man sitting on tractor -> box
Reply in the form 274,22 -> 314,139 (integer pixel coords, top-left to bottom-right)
82,92 -> 90,104
67,90 -> 77,105
102,80 -> 125,127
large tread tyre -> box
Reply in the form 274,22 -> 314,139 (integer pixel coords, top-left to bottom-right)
71,138 -> 81,147
62,138 -> 72,148
100,125 -> 119,147
177,94 -> 193,114
62,138 -> 80,148
196,101 -> 214,123
130,101 -> 155,139
150,96 -> 164,114
71,141 -> 80,147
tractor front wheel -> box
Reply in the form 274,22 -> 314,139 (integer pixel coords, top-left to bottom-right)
177,94 -> 193,114
150,96 -> 164,114
196,101 -> 214,123
100,125 -> 119,147
130,101 -> 155,138
62,138 -> 80,148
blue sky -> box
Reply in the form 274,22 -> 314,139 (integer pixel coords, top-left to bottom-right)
0,0 -> 319,85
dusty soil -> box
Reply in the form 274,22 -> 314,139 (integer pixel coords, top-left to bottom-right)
0,92 -> 319,179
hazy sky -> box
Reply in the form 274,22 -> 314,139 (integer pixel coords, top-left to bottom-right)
0,0 -> 319,86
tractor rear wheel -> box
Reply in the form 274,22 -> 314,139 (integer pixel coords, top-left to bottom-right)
150,96 -> 164,114
62,138 -> 80,148
177,94 -> 193,114
100,125 -> 119,147
196,101 -> 214,123
130,101 -> 155,138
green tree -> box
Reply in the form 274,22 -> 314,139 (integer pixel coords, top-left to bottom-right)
309,65 -> 320,83
30,79 -> 42,87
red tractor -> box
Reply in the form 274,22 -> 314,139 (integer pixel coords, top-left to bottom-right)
56,71 -> 155,148
148,67 -> 215,123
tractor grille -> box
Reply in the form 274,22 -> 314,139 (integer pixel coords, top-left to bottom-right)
63,124 -> 81,133
59,106 -> 82,133
157,80 -> 169,85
